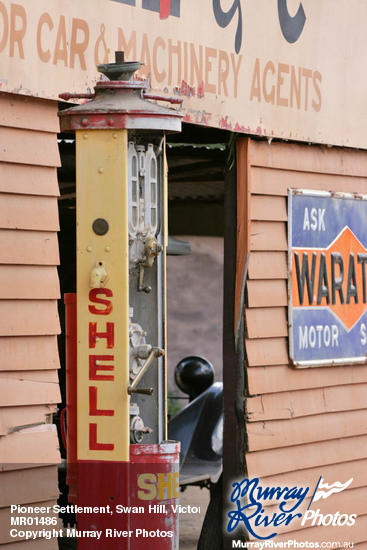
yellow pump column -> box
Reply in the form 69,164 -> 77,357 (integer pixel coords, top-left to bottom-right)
58,52 -> 182,550
76,129 -> 130,462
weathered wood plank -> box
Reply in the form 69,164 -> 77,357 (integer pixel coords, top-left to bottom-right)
0,379 -> 60,407
247,364 -> 367,393
251,166 -> 367,196
247,409 -> 367,451
0,127 -> 60,167
0,465 -> 58,505
263,458 -> 367,491
0,230 -> 59,265
247,383 -> 367,421
246,337 -> 289,366
245,307 -> 287,339
249,139 -> 367,177
0,301 -> 60,336
0,370 -> 59,382
0,193 -> 59,231
0,163 -> 59,196
246,434 -> 367,478
250,221 -> 287,251
247,279 -> 287,307
0,425 -> 60,465
248,252 -> 287,279
0,92 -> 59,133
250,195 -> 288,221
0,404 -> 57,436
0,266 -> 60,299
0,539 -> 58,549
0,336 -> 60,371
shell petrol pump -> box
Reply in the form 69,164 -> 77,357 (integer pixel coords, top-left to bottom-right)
59,51 -> 182,549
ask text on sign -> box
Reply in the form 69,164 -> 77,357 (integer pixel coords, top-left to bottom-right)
288,190 -> 367,367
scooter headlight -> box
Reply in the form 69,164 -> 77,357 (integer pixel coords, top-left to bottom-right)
211,416 -> 223,456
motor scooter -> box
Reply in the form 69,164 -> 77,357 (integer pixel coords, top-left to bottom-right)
168,356 -> 223,550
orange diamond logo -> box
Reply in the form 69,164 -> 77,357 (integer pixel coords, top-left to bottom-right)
292,227 -> 367,330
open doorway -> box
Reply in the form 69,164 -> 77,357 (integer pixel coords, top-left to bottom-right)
164,128 -> 228,550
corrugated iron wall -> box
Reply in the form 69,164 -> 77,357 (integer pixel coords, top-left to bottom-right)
0,92 -> 61,548
237,138 -> 367,545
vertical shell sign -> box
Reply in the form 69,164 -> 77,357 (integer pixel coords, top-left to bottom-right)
288,190 -> 367,367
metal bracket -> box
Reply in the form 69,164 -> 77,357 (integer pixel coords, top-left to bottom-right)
128,346 -> 164,393
137,236 -> 163,293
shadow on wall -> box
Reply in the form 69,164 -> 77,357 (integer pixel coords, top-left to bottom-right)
166,236 -> 224,394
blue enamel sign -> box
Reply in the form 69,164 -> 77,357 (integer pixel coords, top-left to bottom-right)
288,189 -> 367,366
